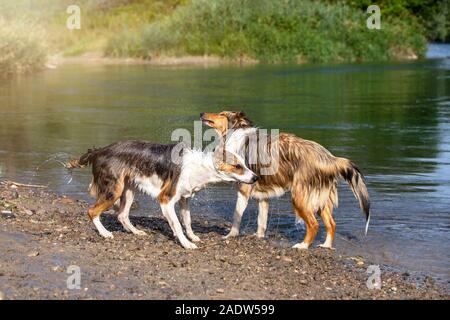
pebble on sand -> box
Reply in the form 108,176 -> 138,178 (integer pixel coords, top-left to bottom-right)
27,251 -> 39,257
23,209 -> 34,216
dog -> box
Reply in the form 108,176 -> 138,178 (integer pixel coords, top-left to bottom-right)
200,111 -> 370,249
66,139 -> 258,249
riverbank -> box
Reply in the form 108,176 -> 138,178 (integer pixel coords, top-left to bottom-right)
0,182 -> 446,300
47,52 -> 258,67
2,0 -> 436,78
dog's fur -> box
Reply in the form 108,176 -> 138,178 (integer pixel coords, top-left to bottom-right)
200,111 -> 370,249
66,139 -> 257,249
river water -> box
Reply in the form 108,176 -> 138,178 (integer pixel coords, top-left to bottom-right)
0,48 -> 449,287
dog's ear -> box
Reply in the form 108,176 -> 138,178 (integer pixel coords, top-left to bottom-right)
212,137 -> 230,169
228,111 -> 253,129
213,137 -> 224,163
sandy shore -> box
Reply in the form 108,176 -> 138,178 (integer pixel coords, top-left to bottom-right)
47,52 -> 259,68
45,51 -> 421,69
0,182 -> 447,300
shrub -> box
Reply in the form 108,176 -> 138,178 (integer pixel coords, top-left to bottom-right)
0,18 -> 48,77
105,0 -> 427,63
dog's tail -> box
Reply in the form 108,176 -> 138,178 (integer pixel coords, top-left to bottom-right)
64,148 -> 98,169
336,157 -> 371,235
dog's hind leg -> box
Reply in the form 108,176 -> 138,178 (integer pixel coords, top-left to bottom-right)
179,197 -> 200,242
318,201 -> 336,249
88,179 -> 124,239
117,187 -> 147,236
291,195 -> 319,250
224,183 -> 252,239
88,198 -> 118,239
255,199 -> 269,238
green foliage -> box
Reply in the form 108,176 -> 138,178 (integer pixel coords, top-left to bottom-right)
335,0 -> 449,42
0,0 -> 184,57
104,29 -> 145,57
107,0 -> 427,63
49,0 -> 184,56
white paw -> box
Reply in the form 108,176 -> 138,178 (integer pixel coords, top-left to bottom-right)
292,242 -> 309,250
133,229 -> 147,236
100,231 -> 114,239
222,229 -> 239,239
182,241 -> 198,250
188,233 -> 201,242
318,244 -> 335,250
254,232 -> 265,239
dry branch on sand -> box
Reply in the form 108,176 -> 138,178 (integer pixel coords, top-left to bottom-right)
1,180 -> 47,188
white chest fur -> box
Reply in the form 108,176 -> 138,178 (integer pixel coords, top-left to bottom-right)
133,174 -> 163,198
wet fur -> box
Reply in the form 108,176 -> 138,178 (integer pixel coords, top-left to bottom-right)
67,139 -> 257,249
69,141 -> 181,202
201,111 -> 371,249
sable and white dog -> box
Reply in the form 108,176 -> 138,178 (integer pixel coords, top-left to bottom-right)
201,111 -> 371,249
66,139 -> 258,249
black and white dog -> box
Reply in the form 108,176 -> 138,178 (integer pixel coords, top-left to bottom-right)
66,139 -> 258,249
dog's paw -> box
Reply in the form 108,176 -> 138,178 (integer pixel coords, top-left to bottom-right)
254,232 -> 266,239
188,233 -> 201,242
292,242 -> 309,250
182,241 -> 198,250
222,230 -> 239,240
318,244 -> 335,250
100,231 -> 114,239
133,229 -> 147,236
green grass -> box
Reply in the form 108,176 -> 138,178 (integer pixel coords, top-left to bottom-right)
105,0 -> 427,63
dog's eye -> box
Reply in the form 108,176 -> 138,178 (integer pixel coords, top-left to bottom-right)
235,164 -> 243,169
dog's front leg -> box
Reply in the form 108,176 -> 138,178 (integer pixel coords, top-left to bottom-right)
179,197 -> 200,242
223,183 -> 252,239
160,201 -> 197,249
255,199 -> 269,238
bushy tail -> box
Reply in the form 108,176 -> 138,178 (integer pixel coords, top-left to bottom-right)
336,158 -> 371,235
64,148 -> 98,169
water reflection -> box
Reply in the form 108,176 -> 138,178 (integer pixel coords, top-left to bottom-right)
0,58 -> 449,285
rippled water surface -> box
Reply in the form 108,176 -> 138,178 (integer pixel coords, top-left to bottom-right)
0,55 -> 449,286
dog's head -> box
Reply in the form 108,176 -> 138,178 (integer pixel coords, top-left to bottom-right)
200,111 -> 253,136
212,139 -> 258,184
